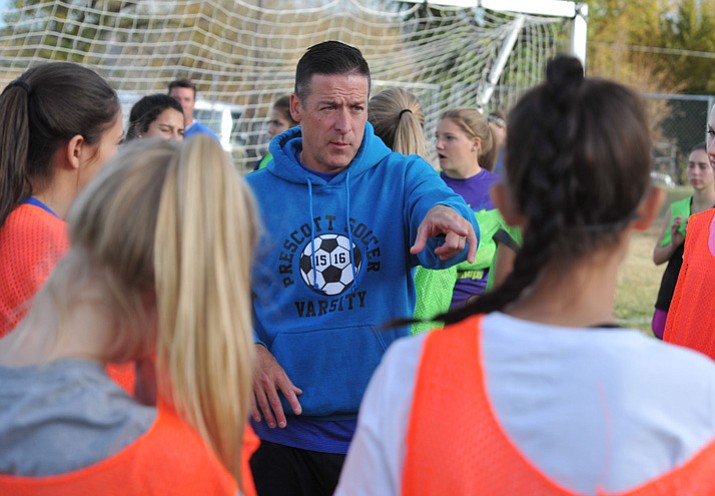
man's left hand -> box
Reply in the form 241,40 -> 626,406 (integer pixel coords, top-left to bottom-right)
410,205 -> 477,263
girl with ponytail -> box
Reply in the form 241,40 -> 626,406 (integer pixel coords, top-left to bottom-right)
0,62 -> 123,336
368,87 -> 451,334
434,107 -> 501,308
337,56 -> 715,495
368,87 -> 427,158
0,137 -> 260,495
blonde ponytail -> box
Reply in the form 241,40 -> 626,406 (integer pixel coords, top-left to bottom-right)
64,136 -> 258,485
369,87 -> 427,158
154,135 -> 258,485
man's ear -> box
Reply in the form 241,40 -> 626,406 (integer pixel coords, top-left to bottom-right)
290,93 -> 302,123
633,187 -> 666,231
490,182 -> 526,228
64,134 -> 85,171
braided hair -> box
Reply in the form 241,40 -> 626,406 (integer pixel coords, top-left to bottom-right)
438,55 -> 652,326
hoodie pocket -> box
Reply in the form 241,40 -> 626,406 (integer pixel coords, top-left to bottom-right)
270,324 -> 388,418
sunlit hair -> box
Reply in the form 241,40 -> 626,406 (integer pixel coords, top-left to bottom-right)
42,136 -> 258,486
369,87 -> 426,157
439,55 -> 652,326
440,107 -> 496,171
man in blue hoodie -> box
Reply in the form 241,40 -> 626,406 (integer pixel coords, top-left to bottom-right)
246,40 -> 478,496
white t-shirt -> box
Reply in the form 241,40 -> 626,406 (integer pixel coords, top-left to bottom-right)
336,312 -> 715,496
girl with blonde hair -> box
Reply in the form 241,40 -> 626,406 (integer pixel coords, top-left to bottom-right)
435,107 -> 502,308
368,88 -> 453,334
368,87 -> 426,158
0,136 -> 260,495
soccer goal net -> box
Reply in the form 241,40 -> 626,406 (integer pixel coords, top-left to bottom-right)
0,0 -> 585,170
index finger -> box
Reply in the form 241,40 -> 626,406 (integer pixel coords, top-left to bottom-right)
409,224 -> 429,256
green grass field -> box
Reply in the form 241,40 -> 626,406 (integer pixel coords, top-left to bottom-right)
615,186 -> 691,334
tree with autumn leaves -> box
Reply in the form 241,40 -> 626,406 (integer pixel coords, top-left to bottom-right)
586,0 -> 715,95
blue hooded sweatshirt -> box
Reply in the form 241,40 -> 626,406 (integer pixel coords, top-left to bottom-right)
246,123 -> 477,452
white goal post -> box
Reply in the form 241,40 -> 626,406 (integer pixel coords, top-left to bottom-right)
0,0 -> 588,170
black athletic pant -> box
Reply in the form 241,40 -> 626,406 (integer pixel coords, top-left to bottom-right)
250,440 -> 346,496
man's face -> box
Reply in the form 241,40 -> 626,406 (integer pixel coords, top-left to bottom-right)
290,73 -> 368,174
169,86 -> 196,124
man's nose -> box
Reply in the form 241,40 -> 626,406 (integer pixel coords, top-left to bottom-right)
334,108 -> 351,133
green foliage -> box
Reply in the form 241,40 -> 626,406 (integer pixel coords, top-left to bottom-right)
653,0 -> 715,94
1,1 -> 152,65
585,0 -> 715,94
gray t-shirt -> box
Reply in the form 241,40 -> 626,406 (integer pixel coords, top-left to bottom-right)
0,359 -> 156,476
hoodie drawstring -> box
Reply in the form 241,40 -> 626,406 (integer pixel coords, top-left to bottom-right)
306,173 -> 359,293
345,171 -> 358,292
307,178 -> 319,290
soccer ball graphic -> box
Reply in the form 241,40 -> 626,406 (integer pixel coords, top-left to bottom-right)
299,234 -> 363,296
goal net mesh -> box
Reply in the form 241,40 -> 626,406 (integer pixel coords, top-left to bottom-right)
0,0 -> 569,169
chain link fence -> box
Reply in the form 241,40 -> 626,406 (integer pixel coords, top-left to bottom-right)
644,93 -> 715,186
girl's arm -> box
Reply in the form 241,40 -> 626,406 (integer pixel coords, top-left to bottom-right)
653,209 -> 685,265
